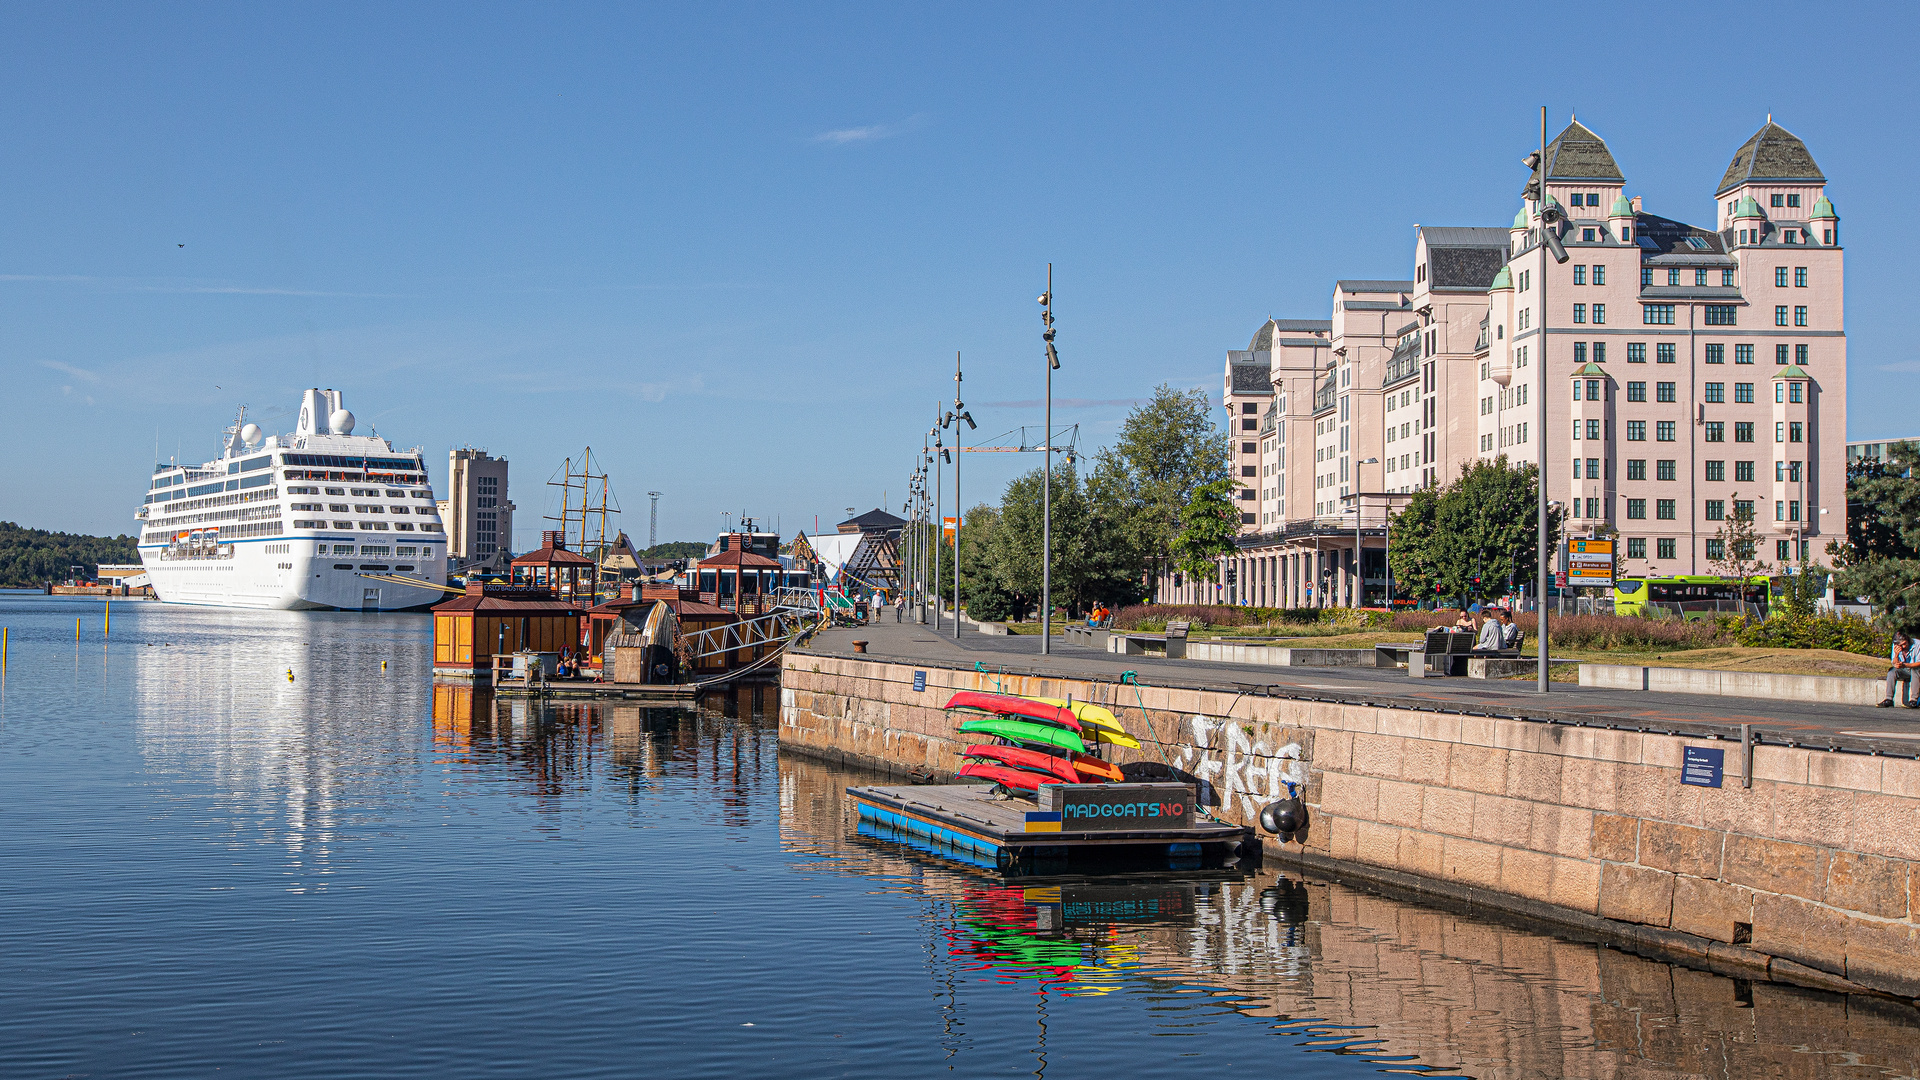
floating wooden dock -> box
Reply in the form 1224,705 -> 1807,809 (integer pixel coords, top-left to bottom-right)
493,680 -> 698,700
848,782 -> 1254,875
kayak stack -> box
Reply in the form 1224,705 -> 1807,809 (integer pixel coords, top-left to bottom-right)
945,690 -> 1135,795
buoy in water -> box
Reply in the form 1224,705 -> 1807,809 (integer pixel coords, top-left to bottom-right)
381,660 -> 387,671
287,669 -> 295,682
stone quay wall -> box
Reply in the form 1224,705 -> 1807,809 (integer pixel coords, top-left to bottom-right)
780,650 -> 1920,1003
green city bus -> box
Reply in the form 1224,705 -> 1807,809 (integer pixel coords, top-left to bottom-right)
1611,575 -> 1779,620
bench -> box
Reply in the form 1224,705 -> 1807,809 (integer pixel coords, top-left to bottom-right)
1405,629 -> 1523,677
1109,619 -> 1189,659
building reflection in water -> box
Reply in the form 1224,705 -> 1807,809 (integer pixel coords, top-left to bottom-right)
778,750 -> 1920,1080
429,683 -> 772,831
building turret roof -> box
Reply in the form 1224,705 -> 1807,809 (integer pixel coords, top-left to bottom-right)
1544,120 -> 1623,181
1488,266 -> 1512,290
1570,362 -> 1607,377
1717,120 -> 1825,196
1609,193 -> 1633,217
1810,196 -> 1837,219
1733,194 -> 1764,218
1512,205 -> 1529,228
1774,364 -> 1810,380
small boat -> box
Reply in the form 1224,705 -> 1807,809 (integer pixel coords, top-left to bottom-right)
963,745 -> 1081,785
1064,752 -> 1123,782
957,761 -> 1047,792
943,691 -> 1082,733
1023,697 -> 1141,749
957,717 -> 1087,754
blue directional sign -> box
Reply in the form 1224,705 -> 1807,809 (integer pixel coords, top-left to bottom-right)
913,670 -> 927,693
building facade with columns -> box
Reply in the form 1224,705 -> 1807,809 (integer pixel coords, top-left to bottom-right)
1160,118 -> 1844,608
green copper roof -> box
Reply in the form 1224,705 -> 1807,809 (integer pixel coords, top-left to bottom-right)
1513,205 -> 1529,228
1774,365 -> 1809,380
1610,193 -> 1633,216
1810,196 -> 1837,219
1489,266 -> 1512,290
1734,194 -> 1764,217
1571,362 -> 1607,377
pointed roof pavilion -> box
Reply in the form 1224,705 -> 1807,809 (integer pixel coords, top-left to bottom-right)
1544,118 -> 1623,182
1717,119 -> 1825,195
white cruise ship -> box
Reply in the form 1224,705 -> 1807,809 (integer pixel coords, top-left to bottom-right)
136,389 -> 448,610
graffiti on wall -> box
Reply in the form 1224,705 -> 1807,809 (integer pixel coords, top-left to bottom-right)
1169,715 -> 1307,822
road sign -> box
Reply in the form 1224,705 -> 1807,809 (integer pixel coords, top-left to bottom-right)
1565,537 -> 1615,588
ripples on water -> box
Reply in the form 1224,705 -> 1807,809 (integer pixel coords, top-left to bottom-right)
0,594 -> 1914,1078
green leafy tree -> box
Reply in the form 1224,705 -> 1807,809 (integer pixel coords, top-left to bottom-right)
1831,441 -> 1920,633
1386,458 -> 1557,607
1386,488 -> 1443,603
1085,385 -> 1229,595
1171,479 -> 1240,584
0,522 -> 140,587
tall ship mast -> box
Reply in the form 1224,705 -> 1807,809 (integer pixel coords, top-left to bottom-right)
135,388 -> 447,610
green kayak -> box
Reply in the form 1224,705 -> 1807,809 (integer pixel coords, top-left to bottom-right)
957,716 -> 1087,754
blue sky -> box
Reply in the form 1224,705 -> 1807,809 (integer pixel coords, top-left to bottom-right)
3,2 -> 1915,544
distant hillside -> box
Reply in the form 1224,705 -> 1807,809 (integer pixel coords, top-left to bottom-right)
0,522 -> 140,587
641,541 -> 708,560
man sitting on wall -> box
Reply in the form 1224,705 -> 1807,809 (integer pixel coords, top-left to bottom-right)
1879,632 -> 1919,708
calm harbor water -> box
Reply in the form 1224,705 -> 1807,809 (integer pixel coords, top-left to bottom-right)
2,592 -> 1915,1079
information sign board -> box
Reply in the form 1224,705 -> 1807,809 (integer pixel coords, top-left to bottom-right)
1566,538 -> 1615,588
1037,782 -> 1196,831
1681,746 -> 1725,788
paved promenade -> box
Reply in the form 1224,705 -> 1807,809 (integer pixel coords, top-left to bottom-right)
796,616 -> 1920,758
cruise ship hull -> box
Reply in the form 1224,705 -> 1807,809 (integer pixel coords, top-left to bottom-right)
139,538 -> 445,611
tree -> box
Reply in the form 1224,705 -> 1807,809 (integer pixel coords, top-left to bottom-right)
0,522 -> 139,587
1085,385 -> 1229,595
1708,492 -> 1770,580
1386,487 -> 1443,603
1430,458 -> 1556,605
1383,458 -> 1557,607
1831,441 -> 1920,633
1170,478 -> 1239,585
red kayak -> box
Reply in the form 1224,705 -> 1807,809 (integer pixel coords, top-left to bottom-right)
963,745 -> 1080,784
943,690 -> 1081,733
957,761 -> 1048,792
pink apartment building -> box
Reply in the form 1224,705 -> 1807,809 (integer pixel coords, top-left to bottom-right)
1161,118 -> 1844,608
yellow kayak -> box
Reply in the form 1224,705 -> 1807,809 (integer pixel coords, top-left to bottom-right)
1024,697 -> 1141,749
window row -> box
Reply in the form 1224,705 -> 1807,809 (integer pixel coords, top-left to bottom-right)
1639,268 -> 1737,288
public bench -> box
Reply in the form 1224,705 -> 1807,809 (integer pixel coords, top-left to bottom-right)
1398,629 -> 1522,677
1109,619 -> 1189,659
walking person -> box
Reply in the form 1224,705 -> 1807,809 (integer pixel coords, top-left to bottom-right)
894,593 -> 905,623
1879,631 -> 1919,708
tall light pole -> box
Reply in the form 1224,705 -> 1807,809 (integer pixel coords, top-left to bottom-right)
947,354 -> 974,640
1536,105 -> 1551,691
1039,266 -> 1060,654
647,491 -> 661,549
933,410 -> 944,628
1356,458 -> 1378,605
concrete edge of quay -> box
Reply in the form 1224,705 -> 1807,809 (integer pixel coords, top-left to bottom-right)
780,646 -> 1920,1009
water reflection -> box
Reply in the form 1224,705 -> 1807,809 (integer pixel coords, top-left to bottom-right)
3,594 -> 1915,1079
780,750 -> 1920,1080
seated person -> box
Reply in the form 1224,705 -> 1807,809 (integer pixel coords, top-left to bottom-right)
1451,610 -> 1476,631
1474,609 -> 1506,652
1497,608 -> 1522,650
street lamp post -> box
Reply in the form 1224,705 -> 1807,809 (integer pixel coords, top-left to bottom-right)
1039,266 -> 1060,655
1356,458 -> 1378,605
1521,105 -> 1560,693
947,353 -> 974,641
933,411 -> 944,630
